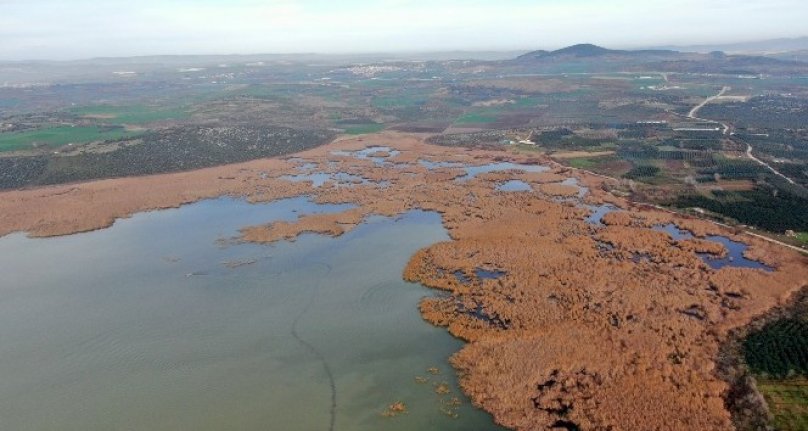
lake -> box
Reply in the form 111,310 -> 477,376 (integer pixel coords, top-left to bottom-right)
0,197 -> 503,431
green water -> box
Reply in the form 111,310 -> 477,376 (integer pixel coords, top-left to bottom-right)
0,197 -> 503,431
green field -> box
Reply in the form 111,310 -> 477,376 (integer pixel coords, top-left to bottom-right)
0,126 -> 140,152
796,232 -> 808,246
756,378 -> 808,431
71,105 -> 189,124
342,124 -> 385,135
567,157 -> 597,169
744,317 -> 808,431
454,112 -> 498,125
372,94 -> 428,109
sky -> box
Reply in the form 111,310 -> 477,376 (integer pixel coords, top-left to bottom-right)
1,0 -> 806,60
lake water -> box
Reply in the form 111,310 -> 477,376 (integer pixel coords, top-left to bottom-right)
0,197 -> 503,431
282,172 -> 371,188
583,204 -> 617,225
496,180 -> 532,192
456,162 -> 550,181
653,223 -> 772,271
331,146 -> 401,166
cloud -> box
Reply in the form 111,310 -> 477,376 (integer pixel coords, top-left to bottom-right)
0,0 -> 806,60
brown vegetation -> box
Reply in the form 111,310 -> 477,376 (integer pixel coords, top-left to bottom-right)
0,132 -> 805,430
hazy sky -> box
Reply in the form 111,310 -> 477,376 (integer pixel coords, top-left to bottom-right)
1,0 -> 806,60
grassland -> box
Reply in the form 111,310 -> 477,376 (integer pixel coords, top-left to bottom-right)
454,112 -> 498,124
743,317 -> 808,431
71,105 -> 190,124
0,126 -> 140,152
756,378 -> 808,431
567,157 -> 597,169
372,94 -> 428,109
342,124 -> 385,135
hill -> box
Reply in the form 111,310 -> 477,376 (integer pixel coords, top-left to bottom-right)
516,43 -> 678,61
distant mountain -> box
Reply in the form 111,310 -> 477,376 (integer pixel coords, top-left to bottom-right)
516,43 -> 679,61
510,43 -> 808,75
767,49 -> 808,63
547,44 -> 615,57
652,36 -> 808,54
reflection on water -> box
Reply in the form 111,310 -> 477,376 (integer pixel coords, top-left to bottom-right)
698,235 -> 773,271
0,197 -> 503,431
653,223 -> 772,271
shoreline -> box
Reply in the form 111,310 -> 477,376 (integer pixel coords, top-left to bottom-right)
2,132 -> 806,430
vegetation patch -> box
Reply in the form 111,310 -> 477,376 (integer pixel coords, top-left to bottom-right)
623,164 -> 661,180
454,112 -> 498,125
754,378 -> 808,431
567,157 -> 597,169
71,105 -> 189,124
741,303 -> 808,431
744,318 -> 808,377
342,123 -> 385,135
0,126 -> 139,152
670,187 -> 808,232
0,126 -> 335,189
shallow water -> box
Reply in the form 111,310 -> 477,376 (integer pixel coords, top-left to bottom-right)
584,204 -> 617,225
418,159 -> 464,170
282,172 -> 370,187
653,223 -> 772,271
0,197 -> 503,431
475,268 -> 507,280
456,162 -> 549,181
332,146 -> 401,166
560,177 -> 588,198
496,180 -> 532,192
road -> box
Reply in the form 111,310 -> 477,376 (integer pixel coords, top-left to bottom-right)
570,165 -> 808,255
690,87 -> 797,182
653,203 -> 808,255
686,86 -> 731,134
688,86 -> 729,119
547,86 -> 807,255
746,143 -> 797,185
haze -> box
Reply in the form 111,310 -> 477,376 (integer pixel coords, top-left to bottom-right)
2,0 -> 807,61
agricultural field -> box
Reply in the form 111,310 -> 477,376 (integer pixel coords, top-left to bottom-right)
1,48 -> 808,243
744,318 -> 808,377
744,316 -> 808,431
755,379 -> 808,431
70,105 -> 190,124
0,126 -> 139,152
0,126 -> 334,189
2,43 -> 808,431
340,123 -> 385,135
